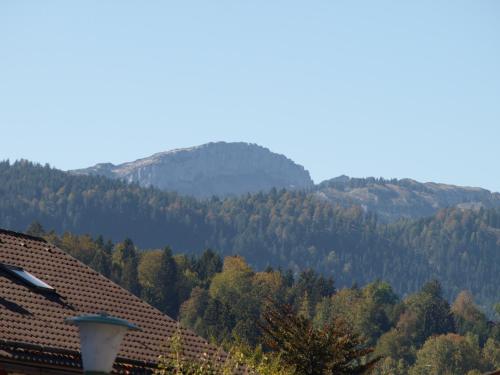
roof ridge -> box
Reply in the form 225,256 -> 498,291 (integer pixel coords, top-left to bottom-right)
0,228 -> 47,243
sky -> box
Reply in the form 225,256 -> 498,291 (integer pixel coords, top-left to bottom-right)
1,1 -> 499,190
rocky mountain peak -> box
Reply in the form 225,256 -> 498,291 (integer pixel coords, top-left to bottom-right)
71,142 -> 314,197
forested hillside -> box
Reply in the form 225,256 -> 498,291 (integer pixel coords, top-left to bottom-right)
316,176 -> 500,222
1,160 -> 500,312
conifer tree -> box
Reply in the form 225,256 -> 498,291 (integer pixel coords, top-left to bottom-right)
260,300 -> 379,375
157,246 -> 180,318
112,238 -> 141,296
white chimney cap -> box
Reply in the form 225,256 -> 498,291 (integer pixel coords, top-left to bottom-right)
66,312 -> 140,374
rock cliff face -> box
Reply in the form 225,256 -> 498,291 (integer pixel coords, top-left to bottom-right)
316,176 -> 500,222
71,142 -> 314,197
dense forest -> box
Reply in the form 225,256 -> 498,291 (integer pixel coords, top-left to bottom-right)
1,160 -> 500,313
26,226 -> 500,374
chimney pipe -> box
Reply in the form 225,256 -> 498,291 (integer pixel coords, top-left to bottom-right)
66,313 -> 140,374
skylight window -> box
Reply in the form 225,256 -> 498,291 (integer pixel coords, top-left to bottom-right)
0,263 -> 55,291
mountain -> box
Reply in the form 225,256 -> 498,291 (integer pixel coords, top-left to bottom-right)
316,176 -> 500,222
2,160 -> 500,313
71,142 -> 314,197
72,142 -> 500,220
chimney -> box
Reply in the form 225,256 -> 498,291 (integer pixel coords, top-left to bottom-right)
66,312 -> 140,374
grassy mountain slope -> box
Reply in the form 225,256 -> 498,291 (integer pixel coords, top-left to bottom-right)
317,176 -> 500,222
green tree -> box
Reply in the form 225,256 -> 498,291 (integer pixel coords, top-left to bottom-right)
409,334 -> 486,375
209,256 -> 260,344
372,357 -> 408,375
139,250 -> 163,303
193,249 -> 223,287
356,282 -> 399,345
156,246 -> 180,317
112,238 -> 141,296
482,338 -> 500,370
375,327 -> 416,365
403,280 -> 455,347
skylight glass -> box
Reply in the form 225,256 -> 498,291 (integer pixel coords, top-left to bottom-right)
0,264 -> 55,291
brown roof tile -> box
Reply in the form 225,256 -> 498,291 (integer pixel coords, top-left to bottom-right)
0,229 -> 223,373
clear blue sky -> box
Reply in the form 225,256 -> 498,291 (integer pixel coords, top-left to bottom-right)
1,1 -> 499,190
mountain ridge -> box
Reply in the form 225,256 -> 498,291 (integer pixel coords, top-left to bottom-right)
71,141 -> 500,221
71,142 -> 314,198
315,175 -> 500,222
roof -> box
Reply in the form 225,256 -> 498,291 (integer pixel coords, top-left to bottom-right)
0,228 -> 222,374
